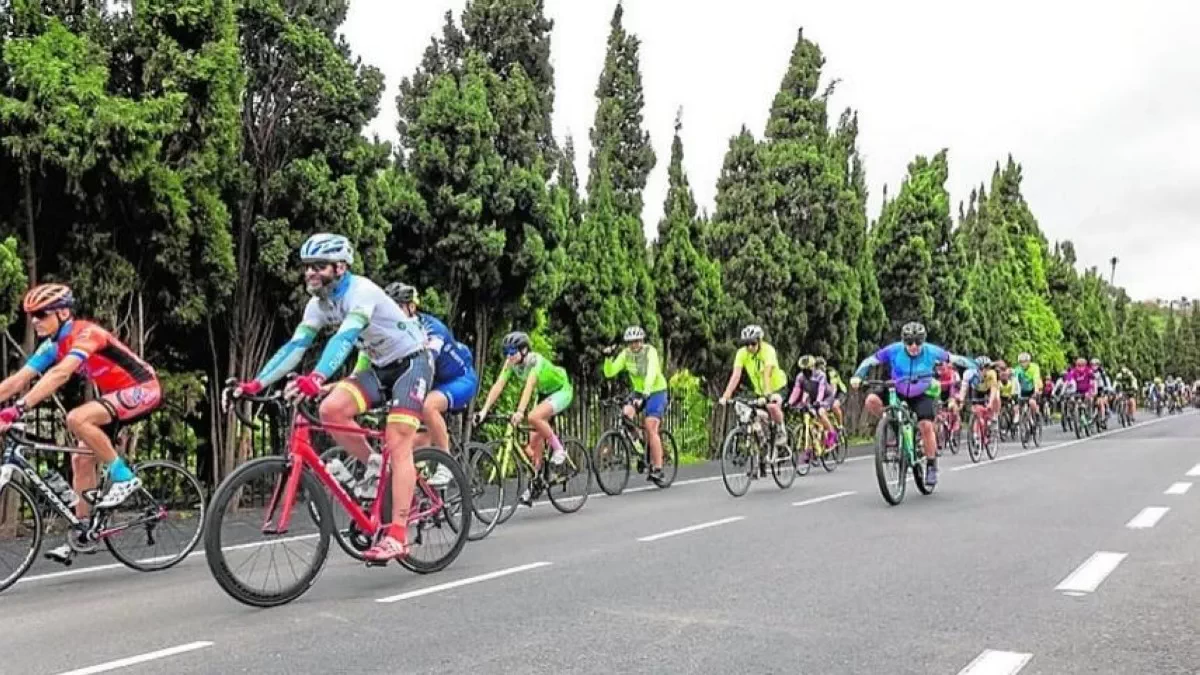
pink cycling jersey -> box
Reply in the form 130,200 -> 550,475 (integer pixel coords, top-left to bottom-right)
1066,365 -> 1095,395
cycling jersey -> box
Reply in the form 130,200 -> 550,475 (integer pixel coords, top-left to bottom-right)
997,377 -> 1018,398
1065,365 -> 1095,395
965,368 -> 998,396
419,313 -> 473,382
787,370 -> 830,407
502,352 -> 570,395
734,343 -> 787,395
853,342 -> 975,399
826,368 -> 846,396
603,344 -> 667,396
27,320 -> 156,393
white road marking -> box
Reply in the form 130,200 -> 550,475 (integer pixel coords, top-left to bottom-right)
792,491 -> 856,507
54,641 -> 213,675
637,516 -> 745,543
1186,463 -> 1200,477
956,649 -> 1033,675
953,411 -> 1193,472
376,561 -> 551,603
1055,551 -> 1127,594
1126,506 -> 1169,529
1165,482 -> 1192,495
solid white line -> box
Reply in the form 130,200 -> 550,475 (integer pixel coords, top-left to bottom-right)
1054,551 -> 1127,594
953,412 -> 1193,472
1126,506 -> 1170,529
54,641 -> 213,675
792,490 -> 856,507
1186,463 -> 1200,477
376,561 -> 551,603
1165,482 -> 1192,495
956,649 -> 1033,675
637,516 -> 744,543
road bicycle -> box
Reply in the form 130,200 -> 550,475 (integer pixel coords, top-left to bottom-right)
1017,397 -> 1042,449
934,401 -> 962,456
481,414 -> 591,524
1069,393 -> 1096,439
0,422 -> 204,593
865,380 -> 934,506
1114,392 -> 1132,428
788,403 -> 842,474
592,396 -> 678,496
204,384 -> 471,607
967,399 -> 999,463
719,397 -> 798,497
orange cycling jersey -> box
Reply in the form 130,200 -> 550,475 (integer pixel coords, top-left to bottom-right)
27,320 -> 156,393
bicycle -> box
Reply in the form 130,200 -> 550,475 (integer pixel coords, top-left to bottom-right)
592,397 -> 679,496
0,422 -> 205,593
482,414 -> 591,523
789,403 -> 839,474
1071,393 -> 1095,438
966,398 -> 999,463
1017,396 -> 1042,449
719,397 -> 798,497
1114,392 -> 1131,428
865,380 -> 935,506
934,401 -> 962,456
997,398 -> 1018,443
204,383 -> 471,607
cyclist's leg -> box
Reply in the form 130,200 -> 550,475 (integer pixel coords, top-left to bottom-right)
642,391 -> 668,470
864,392 -> 884,419
529,386 -> 572,465
911,396 -> 938,459
766,391 -> 786,444
70,448 -> 98,520
82,381 -> 162,508
320,374 -> 381,464
424,369 -> 478,453
831,397 -> 845,427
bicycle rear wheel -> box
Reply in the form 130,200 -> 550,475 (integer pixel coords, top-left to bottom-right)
874,417 -> 906,506
657,430 -> 679,487
400,447 -> 471,574
0,480 -> 41,593
105,460 -> 205,572
547,438 -> 592,514
592,429 -> 631,496
204,457 -> 332,608
720,427 -> 754,497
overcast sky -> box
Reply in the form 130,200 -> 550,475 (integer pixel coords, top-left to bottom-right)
341,0 -> 1200,302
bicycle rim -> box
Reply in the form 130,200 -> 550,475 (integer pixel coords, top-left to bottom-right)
463,443 -> 503,541
791,424 -> 812,477
874,417 -> 905,505
105,460 -> 206,572
658,431 -> 679,487
592,430 -> 631,497
720,428 -> 753,497
401,448 -> 472,574
770,435 -> 798,489
493,441 -> 528,525
0,480 -> 41,593
547,439 -> 592,514
968,420 -> 983,463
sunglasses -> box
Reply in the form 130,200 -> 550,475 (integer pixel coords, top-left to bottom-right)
903,338 -> 924,346
503,348 -> 519,357
302,262 -> 333,273
29,310 -> 53,320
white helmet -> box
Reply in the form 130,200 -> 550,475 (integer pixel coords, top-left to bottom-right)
623,326 -> 646,342
740,324 -> 765,343
300,233 -> 354,265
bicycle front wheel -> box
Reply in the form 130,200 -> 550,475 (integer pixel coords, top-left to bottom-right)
0,480 -> 41,593
874,417 -> 906,506
400,447 -> 472,574
105,460 -> 206,572
592,429 -> 631,496
657,430 -> 680,488
204,457 -> 332,608
463,442 -> 503,541
493,441 -> 530,526
720,427 -> 754,497
547,438 -> 592,514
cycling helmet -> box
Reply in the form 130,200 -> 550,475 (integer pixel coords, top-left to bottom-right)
623,326 -> 646,343
23,283 -> 74,313
1090,357 -> 1101,367
385,282 -> 418,305
814,356 -> 827,369
501,331 -> 531,354
901,321 -> 927,343
975,355 -> 992,369
1018,352 -> 1031,363
797,354 -> 816,370
299,233 -> 354,265
740,324 -> 765,343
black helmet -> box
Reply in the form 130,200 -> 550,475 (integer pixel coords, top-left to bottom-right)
384,282 -> 418,305
501,331 -> 531,354
901,321 -> 927,344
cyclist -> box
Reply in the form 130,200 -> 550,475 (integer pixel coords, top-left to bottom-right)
1146,376 -> 1164,409
474,331 -> 573,505
816,356 -> 847,427
935,360 -> 964,438
1092,357 -> 1113,424
1012,352 -> 1043,420
1065,357 -> 1096,420
851,322 -> 975,486
996,360 -> 1020,431
718,325 -> 788,448
787,355 -> 838,453
1114,366 -> 1138,420
0,284 -> 162,564
233,233 -> 432,563
601,326 -> 668,485
384,282 -> 476,483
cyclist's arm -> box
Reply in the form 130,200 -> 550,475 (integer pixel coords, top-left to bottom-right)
477,364 -> 511,416
853,355 -> 881,380
254,315 -> 320,387
310,309 -> 371,380
787,373 -> 803,407
720,364 -> 743,401
515,368 -> 539,418
0,365 -> 39,402
641,347 -> 662,396
601,350 -> 626,381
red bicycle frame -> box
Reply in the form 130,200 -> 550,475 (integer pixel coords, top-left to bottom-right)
263,410 -> 445,537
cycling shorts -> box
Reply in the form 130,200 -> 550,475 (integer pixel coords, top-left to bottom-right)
340,351 -> 434,427
538,385 -> 574,415
98,380 -> 163,438
899,393 -> 936,422
641,390 -> 668,419
434,369 -> 478,412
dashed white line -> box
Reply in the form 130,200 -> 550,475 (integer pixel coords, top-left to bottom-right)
1055,551 -> 1127,594
1186,463 -> 1200,477
1165,482 -> 1192,495
1126,506 -> 1169,529
376,561 -> 552,603
637,516 -> 745,542
54,641 -> 213,675
792,490 -> 856,507
956,649 -> 1033,675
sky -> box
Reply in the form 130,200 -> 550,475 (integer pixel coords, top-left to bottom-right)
340,0 -> 1200,302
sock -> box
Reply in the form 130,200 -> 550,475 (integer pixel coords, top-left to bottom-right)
387,523 -> 406,541
108,457 -> 134,482
549,434 -> 564,454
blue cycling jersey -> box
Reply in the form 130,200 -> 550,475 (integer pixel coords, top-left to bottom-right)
420,313 -> 473,382
854,342 -> 974,399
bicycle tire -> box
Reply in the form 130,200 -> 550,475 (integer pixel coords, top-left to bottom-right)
462,442 -> 503,541
968,418 -> 983,463
874,417 -> 906,506
770,428 -> 798,489
1019,407 -> 1031,449
834,425 -> 849,463
492,440 -> 529,525
547,438 -> 592,514
399,447 -> 472,574
105,460 -> 206,572
720,427 -> 753,498
658,430 -> 679,487
913,454 -> 934,495
592,429 -> 632,496
204,457 -> 332,608
985,420 -> 999,460
791,422 -> 812,477
0,480 -> 41,593
1033,411 -> 1043,446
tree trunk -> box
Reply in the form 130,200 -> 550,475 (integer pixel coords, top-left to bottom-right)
21,161 -> 36,354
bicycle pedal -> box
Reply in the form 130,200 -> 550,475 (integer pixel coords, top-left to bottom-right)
81,489 -> 102,505
364,559 -> 390,568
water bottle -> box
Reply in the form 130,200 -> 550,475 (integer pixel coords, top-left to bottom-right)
325,458 -> 356,492
355,454 -> 382,500
42,470 -> 79,508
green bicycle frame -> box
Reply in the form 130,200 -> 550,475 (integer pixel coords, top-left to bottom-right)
886,388 -> 919,465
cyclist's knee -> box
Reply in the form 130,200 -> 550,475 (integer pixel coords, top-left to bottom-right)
319,388 -> 357,422
864,394 -> 883,417
644,416 -> 661,432
623,404 -> 637,418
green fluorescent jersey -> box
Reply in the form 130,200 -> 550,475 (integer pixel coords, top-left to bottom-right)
502,351 -> 570,395
603,345 -> 667,395
734,343 -> 788,395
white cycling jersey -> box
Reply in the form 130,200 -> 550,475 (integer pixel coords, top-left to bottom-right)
301,273 -> 425,367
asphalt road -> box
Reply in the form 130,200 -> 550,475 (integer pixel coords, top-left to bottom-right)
5,410 -> 1200,675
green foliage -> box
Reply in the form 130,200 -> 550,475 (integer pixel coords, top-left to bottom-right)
667,369 -> 711,459
0,237 -> 26,325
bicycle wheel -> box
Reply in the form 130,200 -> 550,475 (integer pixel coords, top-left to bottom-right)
1032,410 -> 1043,447
1019,407 -> 1031,449
493,441 -> 530,526
770,429 -> 798,489
399,447 -> 472,574
968,417 -> 983,463
720,427 -> 754,498
204,457 -> 332,608
658,430 -> 679,487
834,424 -> 849,463
462,442 -> 503,541
547,438 -> 592,514
985,420 -> 1000,460
0,480 -> 41,593
913,451 -> 934,496
592,429 -> 631,496
791,422 -> 812,477
819,432 -> 838,473
317,446 -> 371,560
105,460 -> 205,572
874,417 -> 906,506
